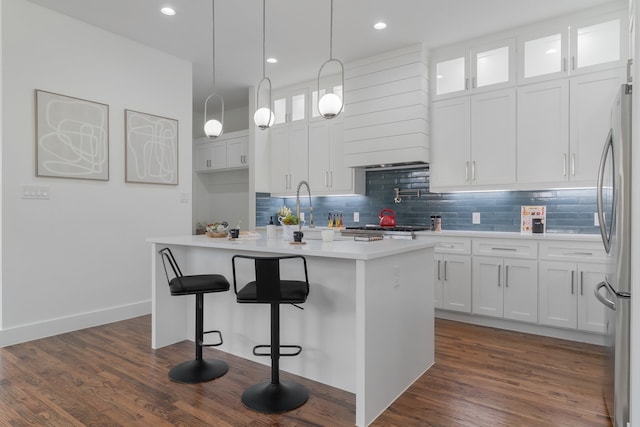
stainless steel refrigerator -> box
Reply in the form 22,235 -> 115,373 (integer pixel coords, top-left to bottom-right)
595,83 -> 632,427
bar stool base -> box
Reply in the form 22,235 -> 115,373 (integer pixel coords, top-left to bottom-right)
168,359 -> 228,384
242,380 -> 309,413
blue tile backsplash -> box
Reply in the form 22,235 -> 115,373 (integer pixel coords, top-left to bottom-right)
256,166 -> 598,234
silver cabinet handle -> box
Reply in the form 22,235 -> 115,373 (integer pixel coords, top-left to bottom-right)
562,57 -> 567,72
571,270 -> 575,294
465,161 -> 470,182
437,259 -> 441,280
571,153 -> 575,176
580,271 -> 584,295
498,264 -> 501,287
444,260 -> 448,281
472,161 -> 476,181
491,247 -> 517,252
505,265 -> 509,288
472,77 -> 476,89
324,171 -> 329,187
465,78 -> 469,90
330,171 -> 333,187
563,153 -> 567,176
571,56 -> 576,71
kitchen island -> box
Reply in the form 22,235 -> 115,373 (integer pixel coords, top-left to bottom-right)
148,234 -> 436,426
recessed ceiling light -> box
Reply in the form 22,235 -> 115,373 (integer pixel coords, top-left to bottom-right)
266,58 -> 278,64
373,22 -> 387,30
161,7 -> 176,16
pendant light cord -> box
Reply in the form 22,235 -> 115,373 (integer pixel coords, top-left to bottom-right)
262,0 -> 266,79
329,0 -> 333,60
212,0 -> 216,91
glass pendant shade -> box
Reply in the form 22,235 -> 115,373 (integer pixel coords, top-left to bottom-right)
253,107 -> 275,129
318,92 -> 342,118
204,119 -> 223,137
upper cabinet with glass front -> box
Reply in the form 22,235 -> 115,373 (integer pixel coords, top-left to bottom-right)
272,86 -> 308,126
518,10 -> 626,84
432,39 -> 516,100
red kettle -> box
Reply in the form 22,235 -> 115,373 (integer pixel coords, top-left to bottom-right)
379,209 -> 396,227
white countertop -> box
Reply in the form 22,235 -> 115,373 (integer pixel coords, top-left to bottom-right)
147,234 -> 436,261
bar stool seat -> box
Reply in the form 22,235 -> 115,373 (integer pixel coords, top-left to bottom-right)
232,254 -> 310,413
159,247 -> 230,384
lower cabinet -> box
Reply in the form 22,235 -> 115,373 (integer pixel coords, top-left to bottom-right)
434,254 -> 472,312
472,256 -> 538,323
538,261 -> 607,333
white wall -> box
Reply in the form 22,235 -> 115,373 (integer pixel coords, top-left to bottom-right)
0,0 -> 193,345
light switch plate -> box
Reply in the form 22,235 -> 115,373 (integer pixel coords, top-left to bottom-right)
472,212 -> 481,224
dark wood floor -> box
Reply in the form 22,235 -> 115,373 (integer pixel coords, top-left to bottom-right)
0,315 -> 611,426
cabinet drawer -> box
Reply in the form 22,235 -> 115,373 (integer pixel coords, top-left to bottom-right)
539,241 -> 607,263
434,237 -> 471,255
472,239 -> 537,259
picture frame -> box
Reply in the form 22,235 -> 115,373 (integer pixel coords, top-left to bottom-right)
35,90 -> 109,180
125,109 -> 179,185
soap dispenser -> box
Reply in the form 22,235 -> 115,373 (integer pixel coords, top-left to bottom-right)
267,216 -> 277,239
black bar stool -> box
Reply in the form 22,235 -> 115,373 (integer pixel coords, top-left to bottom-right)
158,247 -> 230,384
231,254 -> 310,413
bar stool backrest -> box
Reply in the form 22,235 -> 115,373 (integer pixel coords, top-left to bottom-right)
254,257 -> 282,302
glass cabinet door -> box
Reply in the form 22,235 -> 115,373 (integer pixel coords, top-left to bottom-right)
272,87 -> 307,126
519,26 -> 569,83
472,41 -> 514,89
573,17 -> 622,71
435,56 -> 467,96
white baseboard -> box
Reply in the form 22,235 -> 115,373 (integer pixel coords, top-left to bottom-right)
0,300 -> 151,347
435,309 -> 606,346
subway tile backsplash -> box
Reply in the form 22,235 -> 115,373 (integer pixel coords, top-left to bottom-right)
256,166 -> 598,234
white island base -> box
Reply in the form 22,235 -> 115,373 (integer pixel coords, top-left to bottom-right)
148,235 -> 435,426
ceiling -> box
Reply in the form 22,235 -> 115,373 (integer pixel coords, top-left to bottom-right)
27,0 -> 622,118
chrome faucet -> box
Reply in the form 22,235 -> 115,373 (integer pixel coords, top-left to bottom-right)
296,180 -> 314,231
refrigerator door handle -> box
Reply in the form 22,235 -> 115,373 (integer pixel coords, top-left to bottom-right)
596,128 -> 614,254
594,281 -> 616,311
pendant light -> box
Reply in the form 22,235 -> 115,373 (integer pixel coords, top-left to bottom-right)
254,0 -> 274,129
317,0 -> 344,119
204,0 -> 224,138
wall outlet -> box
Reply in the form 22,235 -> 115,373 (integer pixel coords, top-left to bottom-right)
472,212 -> 481,224
300,212 -> 305,222
354,212 -> 360,222
594,212 -> 600,227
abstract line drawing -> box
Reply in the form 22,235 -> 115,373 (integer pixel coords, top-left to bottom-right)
36,90 -> 109,180
125,110 -> 178,185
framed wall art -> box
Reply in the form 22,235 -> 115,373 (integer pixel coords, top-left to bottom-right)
35,90 -> 109,180
125,109 -> 178,185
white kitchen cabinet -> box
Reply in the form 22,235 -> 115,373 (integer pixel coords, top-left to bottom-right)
434,238 -> 472,313
269,123 -> 308,196
516,79 -> 570,185
569,68 -> 626,184
432,39 -> 515,100
471,239 -> 538,323
539,261 -> 606,333
517,69 -> 624,188
538,241 -> 607,333
272,86 -> 308,126
225,135 -> 248,169
308,119 -> 364,195
194,130 -> 249,172
518,10 -> 626,84
431,88 -> 516,191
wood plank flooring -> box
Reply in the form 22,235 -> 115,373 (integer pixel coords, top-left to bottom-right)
0,315 -> 610,426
